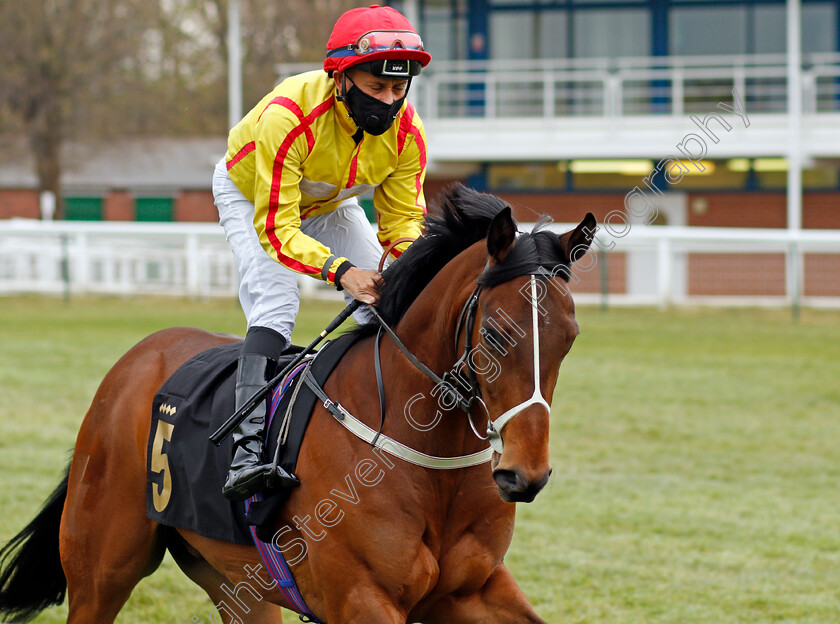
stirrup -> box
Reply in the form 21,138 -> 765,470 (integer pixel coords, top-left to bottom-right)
265,464 -> 300,490
223,463 -> 300,500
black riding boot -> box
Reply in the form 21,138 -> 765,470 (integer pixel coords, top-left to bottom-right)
222,353 -> 299,500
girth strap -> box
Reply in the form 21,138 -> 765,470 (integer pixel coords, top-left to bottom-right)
303,373 -> 346,421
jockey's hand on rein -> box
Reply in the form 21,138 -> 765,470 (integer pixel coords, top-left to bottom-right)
339,267 -> 382,304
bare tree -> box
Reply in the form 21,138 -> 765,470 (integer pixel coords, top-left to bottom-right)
0,0 -> 161,217
0,0 -> 360,218
189,0 -> 360,111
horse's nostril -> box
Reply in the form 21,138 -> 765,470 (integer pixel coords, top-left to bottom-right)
493,469 -> 526,493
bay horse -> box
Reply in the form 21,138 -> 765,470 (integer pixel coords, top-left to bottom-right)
0,184 -> 595,624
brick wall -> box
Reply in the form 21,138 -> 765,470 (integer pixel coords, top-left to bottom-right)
570,249 -> 627,295
0,189 -> 40,219
423,189 -> 839,297
687,192 -> 787,228
104,191 -> 134,221
1,184 -> 837,298
2,187 -> 837,230
688,253 -> 787,296
804,254 -> 840,296
684,192 -> 840,296
803,192 -> 840,229
176,191 -> 217,222
493,194 -> 628,294
687,191 -> 840,229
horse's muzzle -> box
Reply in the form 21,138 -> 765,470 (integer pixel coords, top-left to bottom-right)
492,467 -> 552,503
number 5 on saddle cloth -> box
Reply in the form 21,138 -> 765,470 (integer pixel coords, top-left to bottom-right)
146,333 -> 359,545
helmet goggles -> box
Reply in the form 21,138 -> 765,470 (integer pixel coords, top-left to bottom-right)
328,30 -> 425,59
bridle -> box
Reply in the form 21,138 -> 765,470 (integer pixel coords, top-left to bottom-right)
302,260 -> 555,469
370,265 -> 552,454
483,274 -> 552,452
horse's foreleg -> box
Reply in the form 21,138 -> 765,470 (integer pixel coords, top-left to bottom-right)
425,564 -> 546,624
201,584 -> 287,624
318,573 -> 407,624
324,591 -> 407,624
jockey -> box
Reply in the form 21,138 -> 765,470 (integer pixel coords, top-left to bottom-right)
213,5 -> 431,500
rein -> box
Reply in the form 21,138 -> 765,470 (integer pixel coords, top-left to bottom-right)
378,237 -> 415,272
369,306 -> 472,413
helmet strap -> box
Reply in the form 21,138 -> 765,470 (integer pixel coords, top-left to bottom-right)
335,72 -> 349,103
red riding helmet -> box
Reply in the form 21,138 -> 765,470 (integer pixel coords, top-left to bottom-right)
324,5 -> 432,77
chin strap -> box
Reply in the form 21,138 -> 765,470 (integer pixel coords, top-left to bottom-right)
336,72 -> 349,103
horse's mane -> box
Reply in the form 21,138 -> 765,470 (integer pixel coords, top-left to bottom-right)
350,183 -> 574,338
371,183 -> 508,325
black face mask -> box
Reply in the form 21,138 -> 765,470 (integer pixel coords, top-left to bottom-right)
342,78 -> 408,136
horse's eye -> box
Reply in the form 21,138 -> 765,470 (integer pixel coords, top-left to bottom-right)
480,326 -> 508,356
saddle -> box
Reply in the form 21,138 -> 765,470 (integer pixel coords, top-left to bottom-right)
145,332 -> 359,545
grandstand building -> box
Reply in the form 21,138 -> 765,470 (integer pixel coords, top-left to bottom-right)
402,0 -> 839,222
1,0 -> 838,302
398,0 -> 840,299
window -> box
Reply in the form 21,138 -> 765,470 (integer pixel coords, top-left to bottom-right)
135,197 -> 174,222
490,11 -> 537,59
753,6 -> 786,55
670,7 -> 748,56
425,19 -> 454,61
539,10 -> 568,59
753,161 -> 840,190
435,1 -> 840,62
421,0 -> 467,61
487,162 -> 566,189
670,160 -> 748,190
573,9 -> 650,58
64,197 -> 103,221
802,4 -> 836,54
673,3 -> 836,56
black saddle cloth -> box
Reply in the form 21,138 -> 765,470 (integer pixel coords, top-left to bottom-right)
145,332 -> 359,545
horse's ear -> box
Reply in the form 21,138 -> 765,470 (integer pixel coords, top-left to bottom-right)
487,206 -> 516,263
559,212 -> 597,264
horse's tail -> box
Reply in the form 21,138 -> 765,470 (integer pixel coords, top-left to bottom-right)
0,464 -> 69,623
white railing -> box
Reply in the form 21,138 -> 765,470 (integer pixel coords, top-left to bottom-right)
0,219 -> 334,300
2,219 -> 839,309
553,223 -> 840,309
279,52 -> 840,120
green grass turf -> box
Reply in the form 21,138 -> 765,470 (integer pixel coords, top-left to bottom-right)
1,297 -> 839,623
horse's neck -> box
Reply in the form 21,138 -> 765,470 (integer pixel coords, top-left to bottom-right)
394,245 -> 485,374
374,247 -> 488,456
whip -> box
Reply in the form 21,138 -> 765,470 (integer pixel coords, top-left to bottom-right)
209,299 -> 361,446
